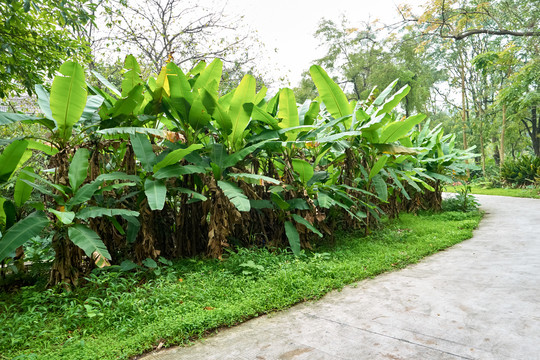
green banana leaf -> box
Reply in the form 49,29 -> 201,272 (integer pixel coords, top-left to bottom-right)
68,224 -> 111,260
369,156 -> 389,181
277,88 -> 299,129
122,55 -> 143,97
50,61 -> 87,143
192,58 -> 222,94
130,133 -> 157,172
49,209 -> 76,225
153,144 -> 204,173
68,148 -> 90,191
292,159 -> 314,185
379,114 -> 426,143
0,140 -> 29,184
284,221 -> 300,256
0,211 -> 49,262
218,180 -> 250,212
35,84 -> 54,119
14,166 -> 34,207
309,65 -> 352,120
144,179 -> 167,211
92,71 -> 121,98
371,174 -> 388,202
76,207 -> 140,220
228,74 -> 256,150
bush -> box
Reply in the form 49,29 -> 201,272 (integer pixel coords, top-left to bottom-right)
442,185 -> 480,212
500,155 -> 540,186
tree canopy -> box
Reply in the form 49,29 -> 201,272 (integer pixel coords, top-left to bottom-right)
0,0 -> 95,98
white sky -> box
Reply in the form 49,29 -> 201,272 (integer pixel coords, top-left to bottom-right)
224,0 -> 427,86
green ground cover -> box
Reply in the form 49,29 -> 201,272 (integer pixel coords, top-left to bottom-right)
0,209 -> 482,360
445,185 -> 540,199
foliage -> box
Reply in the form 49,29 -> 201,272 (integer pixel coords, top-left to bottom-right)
442,185 -> 480,212
0,0 -> 95,97
0,210 -> 482,360
396,0 -> 539,182
412,0 -> 540,40
500,155 -> 540,186
0,56 -> 475,286
311,16 -> 441,113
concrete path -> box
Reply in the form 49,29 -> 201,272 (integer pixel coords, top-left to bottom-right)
140,195 -> 540,360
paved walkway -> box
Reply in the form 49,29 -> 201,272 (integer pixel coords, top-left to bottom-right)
140,195 -> 540,360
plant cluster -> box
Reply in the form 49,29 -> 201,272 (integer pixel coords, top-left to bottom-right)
0,56 -> 475,286
500,155 -> 540,186
442,184 -> 480,212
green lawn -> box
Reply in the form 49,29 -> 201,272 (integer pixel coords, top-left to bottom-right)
0,210 -> 483,360
445,185 -> 540,199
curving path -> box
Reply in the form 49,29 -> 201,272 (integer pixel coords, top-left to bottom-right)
140,195 -> 540,360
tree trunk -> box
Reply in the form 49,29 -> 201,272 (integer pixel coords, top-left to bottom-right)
500,104 -> 507,167
458,46 -> 470,177
532,106 -> 539,157
479,118 -> 486,177
49,233 -> 84,288
522,105 -> 540,157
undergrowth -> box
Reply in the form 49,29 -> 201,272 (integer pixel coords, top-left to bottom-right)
0,209 -> 483,360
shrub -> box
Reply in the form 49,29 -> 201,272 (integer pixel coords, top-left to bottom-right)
500,155 -> 540,186
442,185 -> 480,212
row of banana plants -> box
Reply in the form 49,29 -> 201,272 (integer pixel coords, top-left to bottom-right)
0,56 -> 475,286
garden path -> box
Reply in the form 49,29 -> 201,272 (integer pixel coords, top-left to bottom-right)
140,194 -> 540,360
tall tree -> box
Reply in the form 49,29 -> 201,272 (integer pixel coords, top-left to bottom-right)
0,0 -> 95,97
314,16 -> 386,100
499,58 -> 540,157
104,0 -> 253,72
405,0 -> 540,172
407,0 -> 540,40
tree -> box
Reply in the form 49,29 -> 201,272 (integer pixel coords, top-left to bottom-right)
402,0 -> 540,175
311,16 -> 441,117
404,0 -> 540,41
314,16 -> 385,101
0,0 -> 95,98
103,0 -> 253,73
499,58 -> 540,157
293,72 -> 318,104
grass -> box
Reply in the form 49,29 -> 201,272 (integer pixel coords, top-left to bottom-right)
445,185 -> 540,199
0,209 -> 483,360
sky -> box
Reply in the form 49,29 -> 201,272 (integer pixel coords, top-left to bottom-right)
224,0 -> 427,86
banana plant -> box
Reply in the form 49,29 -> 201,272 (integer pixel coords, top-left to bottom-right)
89,55 -> 147,129
0,139 -> 36,270
0,61 -> 104,152
307,65 -> 432,228
128,131 -> 204,211
1,148 -> 140,284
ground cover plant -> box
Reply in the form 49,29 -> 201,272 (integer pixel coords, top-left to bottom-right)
0,56 -> 476,286
0,207 -> 482,360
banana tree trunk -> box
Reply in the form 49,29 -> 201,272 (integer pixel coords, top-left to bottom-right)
49,233 -> 83,288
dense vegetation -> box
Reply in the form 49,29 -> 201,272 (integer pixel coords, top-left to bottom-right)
0,55 -> 475,286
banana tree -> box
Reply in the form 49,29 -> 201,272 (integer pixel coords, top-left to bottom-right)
0,140 -> 35,274
308,65 -> 433,229
0,62 -> 103,151
3,148 -> 140,286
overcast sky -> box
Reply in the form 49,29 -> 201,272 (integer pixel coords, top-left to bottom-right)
224,0 -> 427,86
